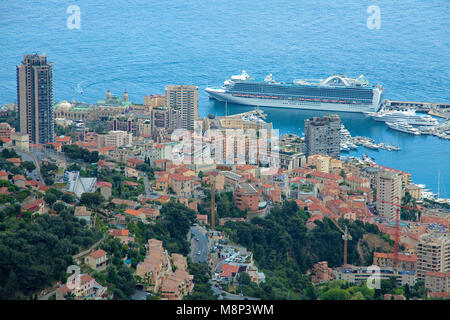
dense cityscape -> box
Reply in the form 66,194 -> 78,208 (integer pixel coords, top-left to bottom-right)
0,52 -> 448,303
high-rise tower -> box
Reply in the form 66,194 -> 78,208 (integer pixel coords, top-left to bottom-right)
16,54 -> 54,144
165,85 -> 198,130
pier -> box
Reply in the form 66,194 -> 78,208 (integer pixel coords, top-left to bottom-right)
383,99 -> 450,119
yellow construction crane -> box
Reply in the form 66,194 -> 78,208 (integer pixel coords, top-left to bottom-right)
329,218 -> 352,266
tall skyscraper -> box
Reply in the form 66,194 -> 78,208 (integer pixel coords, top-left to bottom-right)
376,170 -> 402,220
16,54 -> 54,144
165,85 -> 198,130
304,114 -> 340,159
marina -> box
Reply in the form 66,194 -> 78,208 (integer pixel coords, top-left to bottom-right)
340,124 -> 400,153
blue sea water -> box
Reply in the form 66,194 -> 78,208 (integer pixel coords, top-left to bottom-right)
0,0 -> 449,197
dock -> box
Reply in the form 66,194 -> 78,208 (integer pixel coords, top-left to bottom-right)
383,99 -> 450,119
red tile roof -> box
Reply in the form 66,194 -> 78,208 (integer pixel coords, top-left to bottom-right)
97,181 -> 112,188
7,158 -> 21,163
109,229 -> 130,237
220,264 -> 240,277
89,249 -> 107,259
374,252 -> 417,263
22,199 -> 44,212
123,180 -> 139,187
124,209 -> 142,216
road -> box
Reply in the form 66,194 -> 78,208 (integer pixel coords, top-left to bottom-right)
15,150 -> 45,185
209,280 -> 260,300
141,173 -> 152,198
190,225 -> 209,263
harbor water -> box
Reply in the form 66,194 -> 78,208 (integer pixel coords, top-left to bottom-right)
0,0 -> 449,197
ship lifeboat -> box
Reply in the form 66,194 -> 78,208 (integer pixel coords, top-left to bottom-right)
338,100 -> 345,103
313,99 -> 320,102
331,100 -> 337,103
322,99 -> 329,102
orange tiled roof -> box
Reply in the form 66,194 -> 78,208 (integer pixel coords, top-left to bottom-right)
97,181 -> 113,188
124,209 -> 142,216
89,249 -> 107,259
220,264 -> 240,277
110,229 -> 130,237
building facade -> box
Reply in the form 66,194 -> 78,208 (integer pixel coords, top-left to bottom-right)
165,85 -> 198,130
17,54 -> 54,144
376,171 -> 402,220
416,232 -> 450,279
304,114 -> 340,159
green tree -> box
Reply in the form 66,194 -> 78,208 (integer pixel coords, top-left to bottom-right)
44,193 -> 57,206
80,192 -> 104,208
61,193 -> 75,204
22,161 -> 36,172
319,288 -> 350,300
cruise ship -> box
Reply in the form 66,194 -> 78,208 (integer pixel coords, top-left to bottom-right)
386,121 -> 420,135
365,109 -> 438,126
205,71 -> 384,113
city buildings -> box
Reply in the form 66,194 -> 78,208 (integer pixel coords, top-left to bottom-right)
424,271 -> 450,294
165,85 -> 198,130
233,183 -> 259,212
56,274 -> 107,300
16,54 -> 54,144
416,232 -> 450,279
304,114 -> 340,159
85,249 -> 108,271
373,252 -> 417,271
334,265 -> 416,287
98,130 -> 132,148
376,171 -> 402,220
151,106 -> 182,133
66,171 -> 97,198
0,122 -> 15,139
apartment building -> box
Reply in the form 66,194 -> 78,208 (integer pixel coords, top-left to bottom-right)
304,114 -> 340,159
17,54 -> 54,144
376,171 -> 402,220
233,183 -> 259,212
416,232 -> 450,279
373,252 -> 417,271
165,85 -> 198,130
98,130 -> 132,148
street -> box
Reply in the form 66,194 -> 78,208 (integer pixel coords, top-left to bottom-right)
141,172 -> 152,198
15,150 -> 45,184
209,280 -> 260,300
189,225 -> 209,263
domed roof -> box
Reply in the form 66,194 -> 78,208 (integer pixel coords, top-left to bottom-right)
59,101 -> 72,110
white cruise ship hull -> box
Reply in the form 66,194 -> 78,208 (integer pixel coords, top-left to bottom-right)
206,88 -> 378,113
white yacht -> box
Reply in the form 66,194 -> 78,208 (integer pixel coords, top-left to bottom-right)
386,121 -> 421,135
366,109 -> 438,126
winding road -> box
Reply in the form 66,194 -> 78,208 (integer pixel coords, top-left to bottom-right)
190,225 -> 209,263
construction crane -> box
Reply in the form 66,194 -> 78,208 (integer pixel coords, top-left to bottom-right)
328,218 -> 352,266
376,196 -> 421,268
210,182 -> 216,231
